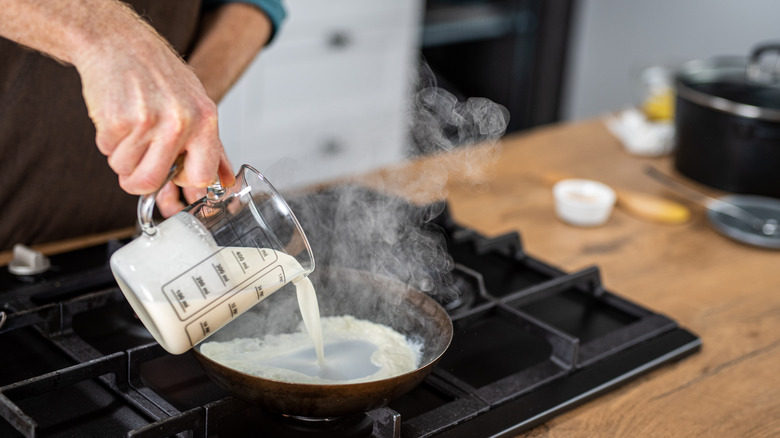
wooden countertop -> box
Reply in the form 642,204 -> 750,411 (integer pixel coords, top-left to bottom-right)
2,119 -> 778,436
362,119 -> 779,437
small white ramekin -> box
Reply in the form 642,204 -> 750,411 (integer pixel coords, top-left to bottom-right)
553,179 -> 616,227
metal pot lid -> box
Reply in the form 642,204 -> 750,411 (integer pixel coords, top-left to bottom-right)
677,44 -> 780,121
707,194 -> 780,250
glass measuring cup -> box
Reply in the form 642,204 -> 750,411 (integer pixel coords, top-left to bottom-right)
110,161 -> 315,354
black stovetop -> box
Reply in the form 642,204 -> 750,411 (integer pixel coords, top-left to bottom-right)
0,187 -> 700,437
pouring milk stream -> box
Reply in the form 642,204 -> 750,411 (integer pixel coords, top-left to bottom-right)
111,162 -> 421,382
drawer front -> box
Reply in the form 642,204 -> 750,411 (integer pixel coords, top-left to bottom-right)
238,110 -> 407,189
278,0 -> 421,42
218,0 -> 422,187
240,28 -> 418,125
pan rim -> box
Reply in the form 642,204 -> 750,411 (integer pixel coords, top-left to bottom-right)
191,268 -> 453,389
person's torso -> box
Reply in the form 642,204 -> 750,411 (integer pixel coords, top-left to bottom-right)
0,0 -> 202,251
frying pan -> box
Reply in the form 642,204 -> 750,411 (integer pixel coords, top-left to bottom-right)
191,267 -> 453,418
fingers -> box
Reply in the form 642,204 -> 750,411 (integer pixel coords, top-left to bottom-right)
182,186 -> 206,204
116,136 -> 182,195
113,101 -> 221,195
171,121 -> 221,189
77,26 -> 226,197
155,181 -> 187,218
155,184 -> 209,219
217,147 -> 236,188
104,116 -> 157,178
115,131 -> 230,197
92,111 -> 135,158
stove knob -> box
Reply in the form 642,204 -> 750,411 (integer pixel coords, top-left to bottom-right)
8,244 -> 51,276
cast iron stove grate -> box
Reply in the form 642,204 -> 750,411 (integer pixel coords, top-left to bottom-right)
0,189 -> 700,437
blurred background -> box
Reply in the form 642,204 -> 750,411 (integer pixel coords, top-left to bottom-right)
217,0 -> 780,190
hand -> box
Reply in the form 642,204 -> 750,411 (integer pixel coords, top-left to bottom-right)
0,0 -> 265,213
75,10 -> 235,195
151,2 -> 272,218
155,182 -> 210,218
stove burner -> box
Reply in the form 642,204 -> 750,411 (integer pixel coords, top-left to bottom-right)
72,299 -> 154,354
0,191 -> 700,438
219,411 -> 375,438
436,265 -> 484,315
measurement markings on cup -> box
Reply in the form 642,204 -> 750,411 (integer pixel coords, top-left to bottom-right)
212,263 -> 229,286
192,275 -> 211,298
232,250 -> 248,274
163,246 -> 281,321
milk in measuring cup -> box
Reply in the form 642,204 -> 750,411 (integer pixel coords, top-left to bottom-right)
110,212 -> 308,354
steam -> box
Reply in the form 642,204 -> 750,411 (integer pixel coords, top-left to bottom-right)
410,61 -> 510,156
291,186 -> 451,295
406,61 -> 510,203
286,60 -> 508,315
228,58 -> 510,337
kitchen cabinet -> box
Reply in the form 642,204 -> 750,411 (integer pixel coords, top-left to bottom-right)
218,0 -> 423,190
421,0 -> 574,133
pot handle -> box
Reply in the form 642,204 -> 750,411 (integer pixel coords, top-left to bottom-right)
747,43 -> 780,84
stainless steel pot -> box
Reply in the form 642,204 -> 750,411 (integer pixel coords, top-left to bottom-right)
674,43 -> 780,198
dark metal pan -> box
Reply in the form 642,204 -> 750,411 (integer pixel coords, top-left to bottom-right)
191,267 -> 453,418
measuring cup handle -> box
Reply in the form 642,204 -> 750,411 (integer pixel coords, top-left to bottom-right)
137,155 -> 186,236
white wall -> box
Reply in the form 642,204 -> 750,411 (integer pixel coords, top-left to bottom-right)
562,0 -> 780,121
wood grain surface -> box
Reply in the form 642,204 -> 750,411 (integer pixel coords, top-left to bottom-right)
359,119 -> 780,437
2,119 -> 777,437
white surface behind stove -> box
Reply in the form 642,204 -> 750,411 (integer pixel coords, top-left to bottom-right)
563,0 -> 780,121
218,0 -> 423,190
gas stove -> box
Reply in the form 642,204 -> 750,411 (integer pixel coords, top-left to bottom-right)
0,186 -> 700,437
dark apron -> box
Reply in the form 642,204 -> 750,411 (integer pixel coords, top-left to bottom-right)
0,0 -> 201,251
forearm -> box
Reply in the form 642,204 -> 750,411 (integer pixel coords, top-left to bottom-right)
1,0 -> 232,195
188,2 -> 272,103
0,0 -> 165,69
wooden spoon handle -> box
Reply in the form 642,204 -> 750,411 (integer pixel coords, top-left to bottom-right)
617,189 -> 690,224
